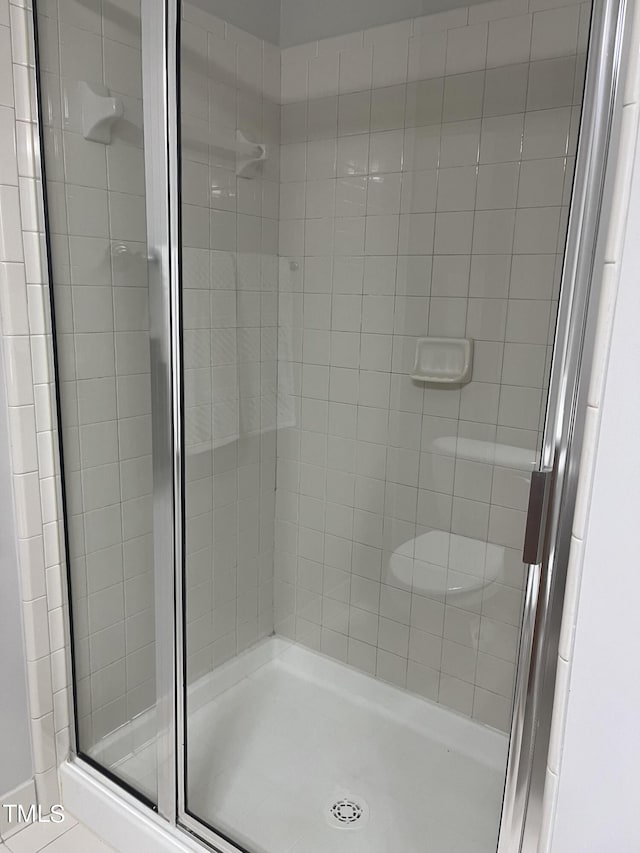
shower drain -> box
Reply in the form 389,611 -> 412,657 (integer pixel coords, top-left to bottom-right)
326,796 -> 369,830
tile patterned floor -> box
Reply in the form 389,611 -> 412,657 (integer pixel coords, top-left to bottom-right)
0,815 -> 113,853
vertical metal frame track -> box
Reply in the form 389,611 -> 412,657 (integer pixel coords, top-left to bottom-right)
140,0 -> 182,823
497,0 -> 627,848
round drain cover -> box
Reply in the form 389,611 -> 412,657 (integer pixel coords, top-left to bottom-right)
326,795 -> 369,830
331,799 -> 362,824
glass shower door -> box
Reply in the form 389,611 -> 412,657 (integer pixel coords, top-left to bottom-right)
34,0 -> 170,805
178,0 -> 591,850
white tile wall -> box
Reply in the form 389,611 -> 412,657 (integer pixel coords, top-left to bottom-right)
0,0 -> 68,814
180,1 -> 279,685
274,0 -> 589,731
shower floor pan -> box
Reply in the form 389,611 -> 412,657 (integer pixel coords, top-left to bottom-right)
116,637 -> 508,852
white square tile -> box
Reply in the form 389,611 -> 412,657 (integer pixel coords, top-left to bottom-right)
0,185 -> 24,262
367,173 -> 401,215
487,14 -> 532,68
363,255 -> 397,296
505,299 -> 551,343
466,297 -> 508,340
0,105 -> 18,185
3,336 -> 33,406
338,90 -> 371,136
8,405 -> 37,473
104,38 -> 142,99
305,179 -> 335,219
443,71 -> 485,122
510,253 -> 556,299
364,215 -> 399,256
403,125 -> 440,172
498,385 -> 542,430
308,53 -> 339,100
399,212 -> 435,255
369,129 -> 404,174
429,296 -> 467,336
65,185 -> 109,239
408,32 -> 446,81
476,162 -> 520,209
473,685 -> 512,729
522,106 -> 571,159
472,209 -> 516,254
362,294 -> 395,332
436,166 -> 477,211
431,255 -> 469,297
434,211 -> 473,254
517,157 -> 565,206
371,84 -> 406,132
501,342 -> 547,387
473,340 -> 504,382
280,142 -> 307,182
484,64 -> 528,117
439,673 -> 474,715
527,56 -> 576,110
401,169 -> 438,214
13,64 -> 37,124
339,46 -> 373,94
480,113 -> 524,164
334,216 -> 366,255
336,134 -> 369,177
440,119 -> 481,167
469,254 -> 511,298
307,138 -> 337,180
372,40 -> 409,88
335,176 -> 367,217
0,24 -> 14,108
305,217 -> 334,256
405,78 -> 444,127
446,23 -> 488,75
0,261 -> 29,334
281,58 -> 308,104
531,5 -> 580,61
513,206 -> 561,253
307,95 -> 338,141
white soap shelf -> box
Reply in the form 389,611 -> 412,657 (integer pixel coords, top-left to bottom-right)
411,337 -> 474,385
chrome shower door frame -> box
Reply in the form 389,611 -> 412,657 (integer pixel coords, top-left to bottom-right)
497,0 -> 628,849
140,0 -> 182,823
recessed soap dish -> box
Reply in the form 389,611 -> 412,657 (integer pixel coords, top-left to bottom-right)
411,337 -> 474,385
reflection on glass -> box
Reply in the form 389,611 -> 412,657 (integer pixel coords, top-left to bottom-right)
36,0 -> 158,802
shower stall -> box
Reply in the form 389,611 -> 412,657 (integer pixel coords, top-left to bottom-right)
32,0 -> 624,849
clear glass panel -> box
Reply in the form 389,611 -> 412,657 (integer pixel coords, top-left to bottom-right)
35,0 -> 158,802
171,0 -> 590,849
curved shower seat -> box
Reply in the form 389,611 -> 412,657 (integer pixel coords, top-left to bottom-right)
387,529 -> 506,606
